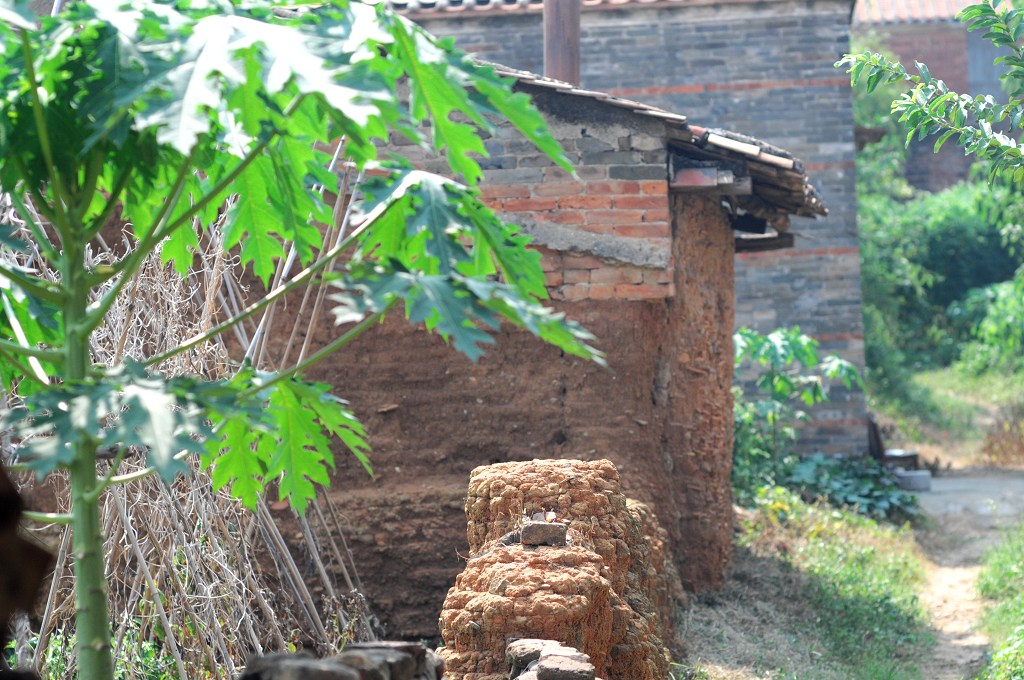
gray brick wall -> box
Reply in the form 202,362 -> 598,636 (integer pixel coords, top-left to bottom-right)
411,0 -> 867,454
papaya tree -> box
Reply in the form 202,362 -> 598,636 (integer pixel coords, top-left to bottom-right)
0,0 -> 602,677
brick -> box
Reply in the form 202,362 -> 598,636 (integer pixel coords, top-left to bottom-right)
539,252 -> 562,272
587,284 -> 615,300
544,271 -> 564,287
562,254 -> 604,269
613,195 -> 666,210
503,197 -> 557,212
614,223 -> 670,239
560,284 -> 589,301
579,223 -> 615,235
615,284 -> 671,300
563,269 -> 590,284
543,167 -> 573,181
575,165 -> 608,180
643,209 -> 671,223
581,150 -> 641,165
608,164 -> 665,180
534,181 -> 584,197
586,209 -> 645,226
640,181 -> 667,195
558,195 -> 612,210
548,210 -> 585,225
643,268 -> 673,285
520,154 -> 557,168
590,266 -> 644,285
480,184 -> 530,200
586,180 -> 639,195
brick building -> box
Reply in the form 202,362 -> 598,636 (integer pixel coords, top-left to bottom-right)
310,68 -> 828,638
390,0 -> 867,454
854,0 -> 1003,190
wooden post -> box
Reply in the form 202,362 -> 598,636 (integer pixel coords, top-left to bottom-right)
543,0 -> 581,85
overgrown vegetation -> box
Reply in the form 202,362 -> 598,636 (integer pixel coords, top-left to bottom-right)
977,521 -> 1024,678
674,489 -> 930,680
843,5 -> 1024,431
731,327 -> 919,520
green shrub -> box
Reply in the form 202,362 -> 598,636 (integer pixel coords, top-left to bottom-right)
860,182 -> 1022,370
731,327 -> 860,505
957,276 -> 1024,373
784,454 -> 920,521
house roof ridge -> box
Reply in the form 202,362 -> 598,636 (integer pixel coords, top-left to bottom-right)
487,62 -> 826,219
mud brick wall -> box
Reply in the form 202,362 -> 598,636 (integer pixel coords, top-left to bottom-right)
298,189 -> 735,639
404,0 -> 868,454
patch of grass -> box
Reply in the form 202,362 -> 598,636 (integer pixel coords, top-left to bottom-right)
874,368 -> 1024,466
978,521 -> 1024,680
739,488 -> 931,679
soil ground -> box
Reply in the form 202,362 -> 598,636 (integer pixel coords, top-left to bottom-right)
678,469 -> 1024,679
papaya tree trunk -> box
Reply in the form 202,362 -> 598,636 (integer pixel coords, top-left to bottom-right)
63,236 -> 115,680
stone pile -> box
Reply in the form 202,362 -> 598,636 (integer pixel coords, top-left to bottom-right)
438,459 -> 684,680
237,642 -> 443,680
507,638 -> 601,680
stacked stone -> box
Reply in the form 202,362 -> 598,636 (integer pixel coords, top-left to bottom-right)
237,642 -> 443,680
438,459 -> 680,680
507,639 -> 602,680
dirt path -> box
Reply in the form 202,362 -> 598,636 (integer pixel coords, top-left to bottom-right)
914,470 -> 1024,680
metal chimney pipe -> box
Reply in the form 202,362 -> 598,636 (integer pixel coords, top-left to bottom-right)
543,0 -> 581,85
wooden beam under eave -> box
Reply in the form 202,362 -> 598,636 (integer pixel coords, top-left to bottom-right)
669,167 -> 752,196
734,232 -> 795,252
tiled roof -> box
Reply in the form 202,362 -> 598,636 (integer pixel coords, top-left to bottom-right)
853,0 -> 974,25
388,0 -> 689,16
493,64 -> 827,219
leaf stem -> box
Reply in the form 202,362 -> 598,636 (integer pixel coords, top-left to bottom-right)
22,510 -> 73,525
144,216 -> 369,367
19,31 -> 73,240
0,337 -> 61,360
242,299 -> 396,398
0,346 -> 45,386
0,262 -> 63,304
5,176 -> 59,262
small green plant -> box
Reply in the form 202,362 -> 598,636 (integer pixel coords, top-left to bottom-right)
731,327 -> 861,505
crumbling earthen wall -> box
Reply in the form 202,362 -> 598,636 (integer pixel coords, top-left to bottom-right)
438,459 -> 679,680
310,189 -> 733,638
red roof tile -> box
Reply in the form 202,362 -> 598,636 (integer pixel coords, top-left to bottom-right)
853,0 -> 977,25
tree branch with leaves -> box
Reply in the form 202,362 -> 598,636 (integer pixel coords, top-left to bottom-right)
0,1 -> 603,677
